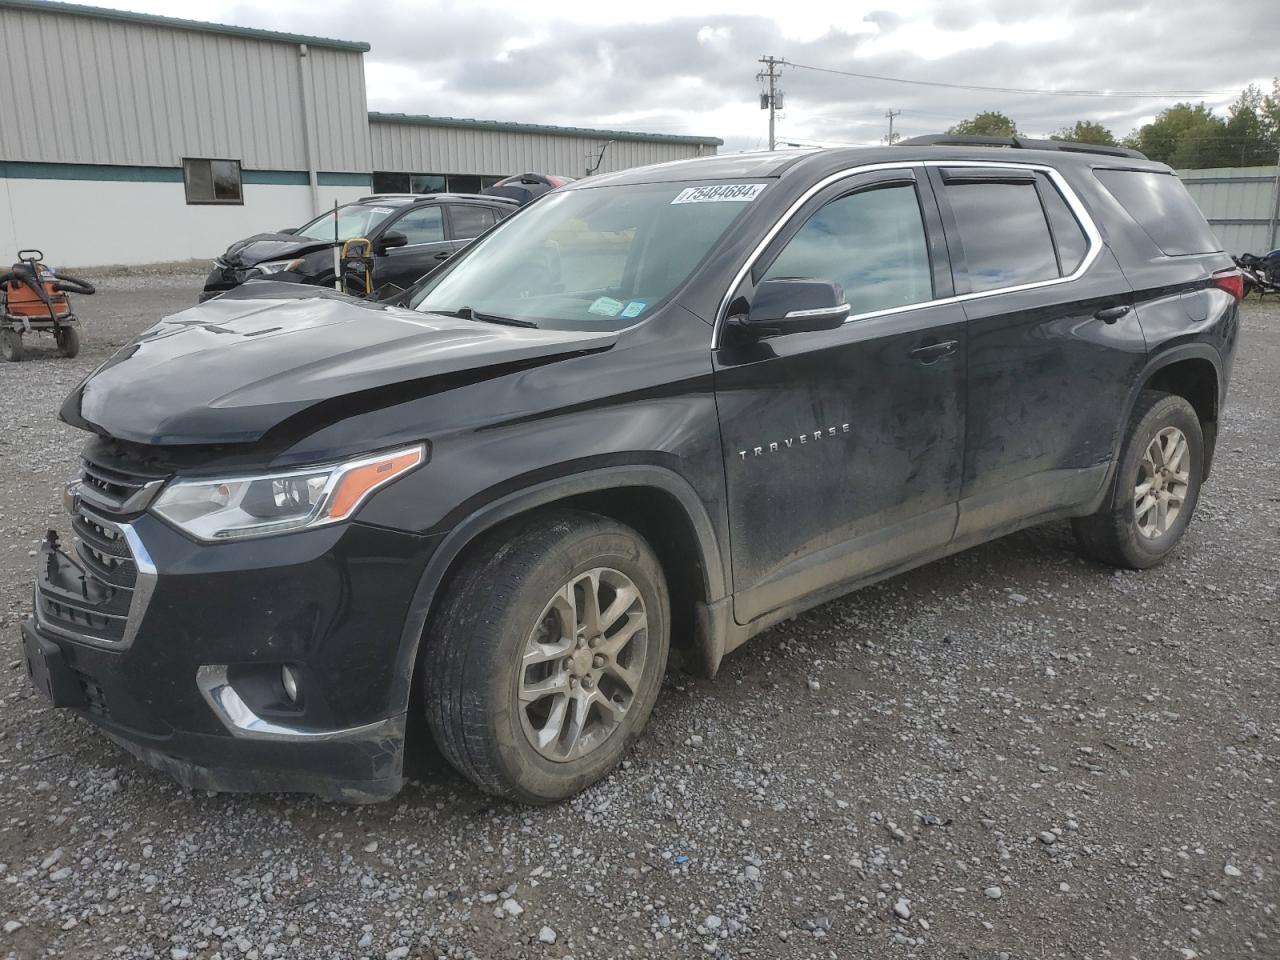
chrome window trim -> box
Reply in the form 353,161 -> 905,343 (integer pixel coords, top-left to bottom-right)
711,159 -> 1103,349
785,304 -> 852,319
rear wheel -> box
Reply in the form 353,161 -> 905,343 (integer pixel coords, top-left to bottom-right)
0,329 -> 22,362
55,325 -> 80,358
423,509 -> 670,803
1072,391 -> 1203,568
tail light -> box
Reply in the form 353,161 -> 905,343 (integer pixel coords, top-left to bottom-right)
1210,269 -> 1244,303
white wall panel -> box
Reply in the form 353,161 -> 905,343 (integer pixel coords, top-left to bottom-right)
0,178 -> 367,266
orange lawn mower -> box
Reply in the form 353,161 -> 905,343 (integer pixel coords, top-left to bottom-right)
1,250 -> 95,362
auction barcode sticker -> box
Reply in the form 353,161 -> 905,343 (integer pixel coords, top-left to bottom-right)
671,183 -> 767,204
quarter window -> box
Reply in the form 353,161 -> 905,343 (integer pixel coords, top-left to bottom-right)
944,180 -> 1058,292
1094,169 -> 1221,256
183,158 -> 242,205
391,206 -> 444,245
762,183 -> 933,315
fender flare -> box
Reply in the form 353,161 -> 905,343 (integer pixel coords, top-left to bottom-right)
1105,342 -> 1224,496
387,465 -> 730,712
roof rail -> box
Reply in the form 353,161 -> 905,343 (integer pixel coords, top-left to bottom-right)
897,133 -> 1147,161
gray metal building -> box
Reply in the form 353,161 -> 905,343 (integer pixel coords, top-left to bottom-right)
368,113 -> 720,194
0,0 -> 721,266
1177,165 -> 1280,255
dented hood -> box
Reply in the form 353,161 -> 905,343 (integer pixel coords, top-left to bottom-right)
62,283 -> 616,446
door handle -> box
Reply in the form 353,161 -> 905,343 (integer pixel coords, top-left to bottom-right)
1094,305 -> 1131,324
909,339 -> 958,363
432,252 -> 452,261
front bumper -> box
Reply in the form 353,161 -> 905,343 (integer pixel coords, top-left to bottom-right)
23,512 -> 440,802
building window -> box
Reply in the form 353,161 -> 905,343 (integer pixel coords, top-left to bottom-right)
183,158 -> 242,205
372,172 -> 410,194
410,174 -> 447,194
373,171 -> 507,196
445,174 -> 483,194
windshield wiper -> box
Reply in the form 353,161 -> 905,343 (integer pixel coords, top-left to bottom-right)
424,308 -> 535,330
437,306 -> 538,328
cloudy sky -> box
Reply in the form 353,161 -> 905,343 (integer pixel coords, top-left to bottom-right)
118,0 -> 1276,152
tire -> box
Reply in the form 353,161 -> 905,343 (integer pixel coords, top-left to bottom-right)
423,509 -> 670,803
55,325 -> 80,358
1072,390 -> 1203,569
0,329 -> 22,362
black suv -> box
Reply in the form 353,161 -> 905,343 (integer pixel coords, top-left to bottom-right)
23,138 -> 1241,804
199,193 -> 517,300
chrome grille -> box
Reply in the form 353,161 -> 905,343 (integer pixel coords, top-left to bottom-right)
35,457 -> 164,647
76,458 -> 166,515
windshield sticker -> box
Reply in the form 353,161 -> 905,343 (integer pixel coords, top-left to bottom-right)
620,300 -> 647,319
671,183 -> 767,205
367,206 -> 395,215
588,296 -> 625,317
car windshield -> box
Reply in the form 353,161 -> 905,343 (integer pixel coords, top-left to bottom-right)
295,203 -> 401,242
408,180 -> 766,329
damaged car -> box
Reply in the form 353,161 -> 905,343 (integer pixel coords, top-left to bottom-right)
24,139 -> 1239,804
200,193 -> 517,301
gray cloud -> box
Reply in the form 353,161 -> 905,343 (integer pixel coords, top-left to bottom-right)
223,0 -> 1280,150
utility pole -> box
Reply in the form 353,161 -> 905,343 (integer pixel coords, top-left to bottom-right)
884,109 -> 901,145
1268,140 -> 1280,251
757,56 -> 782,150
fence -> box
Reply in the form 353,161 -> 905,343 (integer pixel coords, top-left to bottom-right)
1177,165 -> 1280,256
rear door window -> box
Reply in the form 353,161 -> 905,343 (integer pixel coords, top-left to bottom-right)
762,182 -> 934,315
1094,169 -> 1221,256
943,178 -> 1058,292
1037,174 -> 1090,275
448,205 -> 496,240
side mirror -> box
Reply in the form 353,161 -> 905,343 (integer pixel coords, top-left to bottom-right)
377,230 -> 409,254
277,226 -> 297,235
738,278 -> 850,336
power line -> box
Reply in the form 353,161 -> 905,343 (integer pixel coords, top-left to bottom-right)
783,59 -> 1238,101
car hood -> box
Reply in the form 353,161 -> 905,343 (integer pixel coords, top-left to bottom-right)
220,233 -> 330,267
61,283 -> 617,446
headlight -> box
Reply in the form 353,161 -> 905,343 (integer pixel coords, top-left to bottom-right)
253,258 -> 305,276
151,445 -> 425,542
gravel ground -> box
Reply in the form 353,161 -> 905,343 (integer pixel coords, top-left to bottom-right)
1,272 -> 1277,960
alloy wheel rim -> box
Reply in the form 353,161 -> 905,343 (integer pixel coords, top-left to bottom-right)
517,567 -> 648,762
1134,425 -> 1191,539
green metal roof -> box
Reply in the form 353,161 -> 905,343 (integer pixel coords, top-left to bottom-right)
0,0 -> 371,52
368,112 -> 724,148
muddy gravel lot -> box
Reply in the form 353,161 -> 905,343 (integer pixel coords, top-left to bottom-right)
1,271 -> 1277,960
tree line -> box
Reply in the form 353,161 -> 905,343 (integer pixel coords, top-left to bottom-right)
945,80 -> 1280,168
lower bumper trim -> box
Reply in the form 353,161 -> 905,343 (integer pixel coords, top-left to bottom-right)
196,664 -> 399,742
104,729 -> 405,804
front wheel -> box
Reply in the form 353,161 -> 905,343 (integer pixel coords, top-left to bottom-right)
423,509 -> 670,803
1072,391 -> 1203,569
